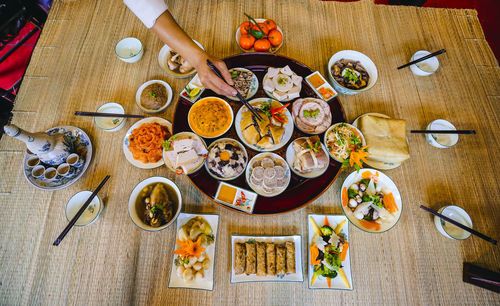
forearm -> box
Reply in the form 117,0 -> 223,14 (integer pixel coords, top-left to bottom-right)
152,11 -> 206,68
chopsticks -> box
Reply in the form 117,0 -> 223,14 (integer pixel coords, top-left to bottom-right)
206,59 -> 263,121
53,175 -> 111,246
397,49 -> 446,70
411,130 -> 476,135
419,205 -> 497,245
74,111 -> 144,118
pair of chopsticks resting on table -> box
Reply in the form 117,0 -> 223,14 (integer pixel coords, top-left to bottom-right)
74,111 -> 144,118
410,130 -> 476,135
397,49 -> 446,70
420,205 -> 497,245
206,59 -> 263,121
53,175 -> 110,246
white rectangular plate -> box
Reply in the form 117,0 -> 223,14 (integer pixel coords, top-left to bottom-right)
230,235 -> 303,283
214,182 -> 258,214
168,213 -> 219,290
307,214 -> 353,290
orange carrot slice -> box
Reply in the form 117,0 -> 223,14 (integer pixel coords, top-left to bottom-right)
327,277 -> 331,288
360,220 -> 381,231
342,187 -> 348,207
340,242 -> 349,261
383,193 -> 398,213
310,245 -> 321,265
361,171 -> 373,179
324,216 -> 330,226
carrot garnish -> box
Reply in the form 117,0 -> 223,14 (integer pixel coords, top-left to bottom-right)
173,236 -> 206,258
349,145 -> 370,169
324,216 -> 330,227
310,245 -> 321,265
342,187 -> 348,207
360,220 -> 381,231
327,277 -> 331,288
340,242 -> 349,261
383,193 -> 398,213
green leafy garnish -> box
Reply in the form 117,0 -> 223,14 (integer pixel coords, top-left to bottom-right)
343,68 -> 359,83
174,257 -> 189,266
112,119 -> 120,125
162,135 -> 178,151
231,70 -> 238,78
259,103 -> 272,117
277,77 -> 288,86
311,109 -> 320,118
149,204 -> 164,215
303,110 -> 311,117
347,188 -> 357,198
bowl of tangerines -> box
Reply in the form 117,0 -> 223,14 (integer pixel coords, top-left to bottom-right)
235,14 -> 284,53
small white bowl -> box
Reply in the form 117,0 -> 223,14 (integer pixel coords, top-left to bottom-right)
410,50 -> 439,76
205,138 -> 248,181
128,177 -> 182,232
115,37 -> 143,63
66,190 -> 102,227
135,80 -> 173,113
425,119 -> 458,148
188,97 -> 234,139
433,205 -> 472,240
158,39 -> 204,78
94,102 -> 126,132
328,50 -> 378,95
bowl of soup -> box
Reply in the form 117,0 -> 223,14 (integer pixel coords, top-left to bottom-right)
188,96 -> 234,138
128,176 -> 182,232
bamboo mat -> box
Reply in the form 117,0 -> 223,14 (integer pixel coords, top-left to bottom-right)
0,0 -> 499,304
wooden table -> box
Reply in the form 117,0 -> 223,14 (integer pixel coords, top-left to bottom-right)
1,0 -> 499,304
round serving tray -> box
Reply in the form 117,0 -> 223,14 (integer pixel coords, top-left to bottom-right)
172,53 -> 346,214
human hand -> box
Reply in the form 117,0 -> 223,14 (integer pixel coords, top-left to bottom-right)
194,54 -> 237,97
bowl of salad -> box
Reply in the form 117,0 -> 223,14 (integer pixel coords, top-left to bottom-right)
341,169 -> 402,233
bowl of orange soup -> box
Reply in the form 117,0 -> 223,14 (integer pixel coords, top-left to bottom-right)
188,97 -> 234,138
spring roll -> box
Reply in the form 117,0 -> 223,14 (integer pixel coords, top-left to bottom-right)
234,243 -> 246,275
276,245 -> 286,275
266,243 -> 276,275
245,242 -> 256,275
256,242 -> 266,276
285,241 -> 296,274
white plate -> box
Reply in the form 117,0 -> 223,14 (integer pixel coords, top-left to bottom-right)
307,214 -> 353,290
168,213 -> 219,291
135,79 -> 173,113
285,138 -> 329,178
22,126 -> 92,190
158,39 -> 204,78
230,235 -> 303,283
122,117 -> 172,169
235,98 -> 293,152
234,18 -> 284,53
341,168 -> 403,233
245,153 -> 290,197
226,68 -> 259,101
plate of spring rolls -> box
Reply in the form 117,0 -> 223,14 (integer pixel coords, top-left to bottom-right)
231,235 -> 303,283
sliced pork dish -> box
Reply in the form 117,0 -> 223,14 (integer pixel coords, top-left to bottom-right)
292,98 -> 332,134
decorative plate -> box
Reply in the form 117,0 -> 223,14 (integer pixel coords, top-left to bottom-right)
226,68 -> 259,101
122,117 -> 172,169
22,126 -> 92,190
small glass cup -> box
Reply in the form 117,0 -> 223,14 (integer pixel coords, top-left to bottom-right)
410,50 -> 440,76
94,102 -> 126,132
434,205 -> 472,240
115,37 -> 143,63
66,191 -> 102,227
425,119 -> 459,148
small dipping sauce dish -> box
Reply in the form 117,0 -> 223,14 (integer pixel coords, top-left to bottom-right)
425,119 -> 459,148
94,102 -> 126,132
410,50 -> 440,76
434,205 -> 473,240
115,37 -> 143,63
66,190 -> 102,226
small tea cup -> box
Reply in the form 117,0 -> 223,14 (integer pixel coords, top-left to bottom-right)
57,163 -> 71,177
44,167 -> 57,181
66,153 -> 83,168
26,155 -> 40,168
31,165 -> 45,178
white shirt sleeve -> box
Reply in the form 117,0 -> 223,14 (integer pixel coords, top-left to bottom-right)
124,0 -> 168,29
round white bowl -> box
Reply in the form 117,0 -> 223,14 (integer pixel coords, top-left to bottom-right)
115,37 -> 143,63
433,205 -> 472,240
328,50 -> 378,95
66,190 -> 102,227
188,96 -> 234,139
158,39 -> 204,78
410,50 -> 440,76
94,102 -> 126,132
135,80 -> 173,113
128,176 -> 182,232
205,138 -> 248,181
425,119 -> 458,148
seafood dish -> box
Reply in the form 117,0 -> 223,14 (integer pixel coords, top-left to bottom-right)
129,122 -> 171,164
305,71 -> 337,101
188,97 -> 233,138
206,139 -> 247,180
341,169 -> 402,232
308,215 -> 352,290
228,68 -> 258,100
237,98 -> 293,151
324,123 -> 365,163
286,136 -> 329,178
246,153 -> 290,197
231,235 -> 303,283
331,59 -> 369,90
135,182 -> 178,227
263,66 -> 302,101
139,82 -> 169,111
214,182 -> 258,213
169,213 -> 219,290
163,132 -> 207,175
292,98 -> 332,134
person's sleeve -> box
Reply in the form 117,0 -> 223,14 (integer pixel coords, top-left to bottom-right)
124,0 -> 168,29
